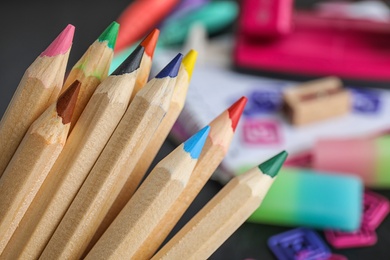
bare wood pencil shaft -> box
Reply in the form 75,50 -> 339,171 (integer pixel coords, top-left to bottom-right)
40,77 -> 175,260
89,64 -> 190,251
1,75 -> 135,260
152,168 -> 273,260
0,53 -> 69,176
86,145 -> 196,260
0,104 -> 71,254
62,41 -> 113,129
133,112 -> 233,259
132,54 -> 152,100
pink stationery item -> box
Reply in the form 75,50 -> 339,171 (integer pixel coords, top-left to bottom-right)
324,227 -> 377,249
363,190 -> 390,230
326,254 -> 348,260
235,6 -> 390,81
239,0 -> 293,38
284,150 -> 312,168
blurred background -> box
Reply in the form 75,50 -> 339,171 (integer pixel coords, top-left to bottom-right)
1,0 -> 390,259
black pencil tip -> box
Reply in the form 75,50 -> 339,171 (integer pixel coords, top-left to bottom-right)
111,45 -> 145,75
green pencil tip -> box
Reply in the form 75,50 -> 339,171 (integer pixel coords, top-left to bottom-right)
98,21 -> 119,49
258,150 -> 288,178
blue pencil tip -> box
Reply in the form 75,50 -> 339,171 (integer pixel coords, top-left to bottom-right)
183,126 -> 210,159
155,53 -> 183,78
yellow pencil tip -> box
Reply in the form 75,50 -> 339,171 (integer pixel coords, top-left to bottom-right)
182,49 -> 198,81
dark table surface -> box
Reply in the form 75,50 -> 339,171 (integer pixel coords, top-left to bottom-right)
0,1 -> 389,259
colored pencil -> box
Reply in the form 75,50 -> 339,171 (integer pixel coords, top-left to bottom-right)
40,54 -> 183,260
86,126 -> 210,260
0,81 -> 80,254
61,22 -> 119,131
115,0 -> 179,52
133,95 -> 248,259
1,47 -> 144,260
131,28 -> 159,100
87,50 -> 197,251
0,24 -> 74,177
151,151 -> 288,260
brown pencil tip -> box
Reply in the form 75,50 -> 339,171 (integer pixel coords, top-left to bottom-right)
56,80 -> 81,124
140,28 -> 159,58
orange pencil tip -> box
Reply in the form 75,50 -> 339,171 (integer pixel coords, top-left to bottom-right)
227,96 -> 247,131
140,28 -> 160,58
56,80 -> 81,124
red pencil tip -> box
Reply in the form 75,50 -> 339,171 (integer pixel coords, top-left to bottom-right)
41,24 -> 75,57
227,96 -> 247,131
140,29 -> 160,59
56,80 -> 81,124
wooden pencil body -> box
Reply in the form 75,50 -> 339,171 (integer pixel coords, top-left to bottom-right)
40,77 -> 174,260
130,111 -> 233,259
0,53 -> 69,176
132,54 -> 152,100
62,41 -> 113,128
0,106 -> 69,254
86,144 -> 195,260
1,75 -> 135,260
152,168 -> 273,260
89,65 -> 190,251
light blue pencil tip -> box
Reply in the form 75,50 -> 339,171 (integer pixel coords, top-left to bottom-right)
183,126 -> 210,159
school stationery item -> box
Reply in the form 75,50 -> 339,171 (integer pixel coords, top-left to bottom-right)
0,81 -> 79,254
1,46 -> 144,260
61,22 -> 118,130
87,50 -> 198,252
268,227 -> 331,260
85,127 -> 210,259
0,24 -> 74,176
40,54 -> 182,260
282,77 -> 351,126
248,167 -> 363,231
313,135 -> 390,188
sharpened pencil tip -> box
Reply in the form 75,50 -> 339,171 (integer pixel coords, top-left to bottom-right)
228,96 -> 247,131
183,126 -> 210,159
41,24 -> 75,57
258,150 -> 288,178
98,21 -> 119,49
111,45 -> 144,75
156,53 -> 183,79
140,28 -> 159,58
56,80 -> 81,124
182,50 -> 198,81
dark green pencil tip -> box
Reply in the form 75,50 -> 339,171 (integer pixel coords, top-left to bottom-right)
98,21 -> 119,49
258,150 -> 288,178
111,45 -> 144,76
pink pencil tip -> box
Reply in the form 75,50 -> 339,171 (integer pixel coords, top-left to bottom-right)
41,24 -> 75,57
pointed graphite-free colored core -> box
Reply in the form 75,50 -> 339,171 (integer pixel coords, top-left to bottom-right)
155,53 -> 183,79
182,49 -> 198,82
41,24 -> 75,57
228,96 -> 247,132
111,45 -> 144,76
140,28 -> 160,58
183,126 -> 210,159
258,150 -> 288,178
98,21 -> 119,49
56,80 -> 81,124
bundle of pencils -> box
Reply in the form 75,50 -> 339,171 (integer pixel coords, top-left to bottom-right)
0,21 -> 288,260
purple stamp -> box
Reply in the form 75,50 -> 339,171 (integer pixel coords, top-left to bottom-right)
268,227 -> 331,260
242,118 -> 281,145
350,88 -> 381,114
244,89 -> 282,116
